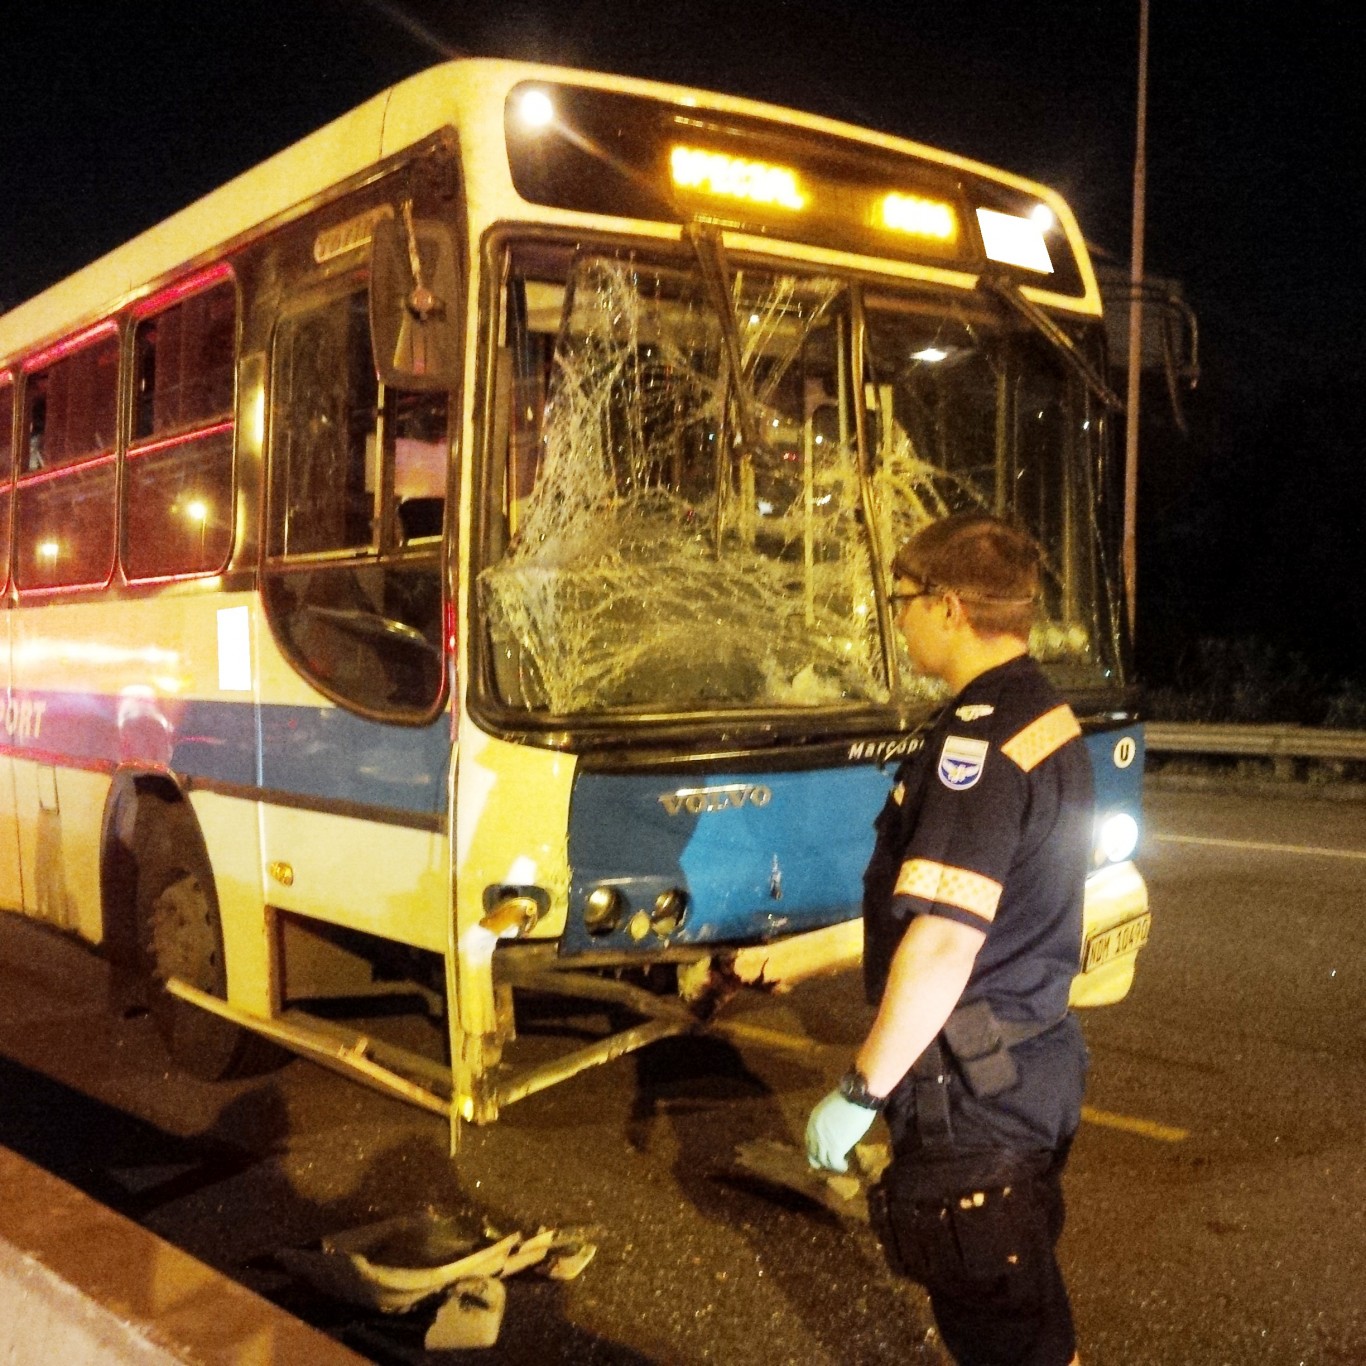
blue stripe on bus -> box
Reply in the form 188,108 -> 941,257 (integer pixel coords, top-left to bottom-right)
4,690 -> 450,817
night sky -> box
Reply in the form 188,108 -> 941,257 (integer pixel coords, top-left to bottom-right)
3,2 -> 1363,700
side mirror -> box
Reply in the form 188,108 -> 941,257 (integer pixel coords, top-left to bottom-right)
370,210 -> 460,391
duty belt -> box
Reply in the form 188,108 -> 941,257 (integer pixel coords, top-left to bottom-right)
909,1000 -> 1066,1152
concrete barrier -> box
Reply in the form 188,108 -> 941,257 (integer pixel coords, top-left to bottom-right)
0,1143 -> 367,1365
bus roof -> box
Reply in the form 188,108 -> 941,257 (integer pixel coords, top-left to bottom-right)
0,58 -> 1099,364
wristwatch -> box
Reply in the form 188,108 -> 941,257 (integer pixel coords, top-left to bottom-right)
838,1068 -> 887,1112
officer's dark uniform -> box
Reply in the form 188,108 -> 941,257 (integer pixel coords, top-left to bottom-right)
865,654 -> 1092,1366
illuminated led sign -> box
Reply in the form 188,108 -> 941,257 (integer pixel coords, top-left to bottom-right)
505,84 -> 1089,298
877,192 -> 958,243
976,207 -> 1054,274
669,145 -> 806,211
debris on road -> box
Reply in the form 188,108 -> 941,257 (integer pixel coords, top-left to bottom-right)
424,1275 -> 505,1351
277,1208 -> 597,1346
730,1139 -> 890,1223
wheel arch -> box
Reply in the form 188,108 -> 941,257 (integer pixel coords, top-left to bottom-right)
99,770 -> 204,1001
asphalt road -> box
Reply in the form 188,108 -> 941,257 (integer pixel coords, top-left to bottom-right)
0,783 -> 1363,1365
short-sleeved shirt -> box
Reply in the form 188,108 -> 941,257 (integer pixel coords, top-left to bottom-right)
863,654 -> 1093,1029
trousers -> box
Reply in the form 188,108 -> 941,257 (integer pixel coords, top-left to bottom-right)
871,1142 -> 1074,1366
870,1018 -> 1086,1366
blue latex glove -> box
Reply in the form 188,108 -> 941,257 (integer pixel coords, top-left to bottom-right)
805,1088 -> 877,1172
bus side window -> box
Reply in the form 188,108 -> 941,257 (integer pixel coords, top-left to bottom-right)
264,283 -> 446,718
269,291 -> 377,558
125,277 -> 237,580
0,378 -> 13,591
15,334 -> 119,592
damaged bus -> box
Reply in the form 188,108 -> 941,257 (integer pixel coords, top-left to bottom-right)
0,60 -> 1149,1146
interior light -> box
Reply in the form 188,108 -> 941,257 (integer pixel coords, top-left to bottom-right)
878,192 -> 958,242
518,89 -> 555,130
1097,812 -> 1140,864
670,145 -> 806,211
186,499 -> 208,524
37,540 -> 59,562
1031,203 -> 1056,231
976,207 -> 1055,274
912,347 -> 949,363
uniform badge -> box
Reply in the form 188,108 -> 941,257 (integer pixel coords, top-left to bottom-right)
938,735 -> 989,790
955,704 -> 995,722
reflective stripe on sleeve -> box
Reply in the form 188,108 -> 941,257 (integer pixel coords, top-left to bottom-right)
894,857 -> 1003,922
1000,703 -> 1082,772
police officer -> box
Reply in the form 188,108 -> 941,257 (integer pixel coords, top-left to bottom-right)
806,512 -> 1090,1366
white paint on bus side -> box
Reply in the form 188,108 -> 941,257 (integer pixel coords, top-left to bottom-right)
3,696 -> 47,742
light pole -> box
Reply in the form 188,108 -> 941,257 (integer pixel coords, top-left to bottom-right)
1123,0 -> 1149,642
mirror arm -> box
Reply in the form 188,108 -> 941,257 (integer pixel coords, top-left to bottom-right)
401,200 -> 439,319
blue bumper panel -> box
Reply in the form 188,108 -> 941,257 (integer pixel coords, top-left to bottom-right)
1085,724 -> 1145,834
561,763 -> 892,955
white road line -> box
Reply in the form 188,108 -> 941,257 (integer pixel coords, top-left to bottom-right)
1152,833 -> 1366,861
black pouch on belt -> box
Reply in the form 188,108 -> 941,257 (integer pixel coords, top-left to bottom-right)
941,998 -> 1019,1098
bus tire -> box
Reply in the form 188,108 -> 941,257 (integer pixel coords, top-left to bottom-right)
134,793 -> 280,1081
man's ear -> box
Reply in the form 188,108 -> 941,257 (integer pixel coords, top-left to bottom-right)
940,589 -> 968,628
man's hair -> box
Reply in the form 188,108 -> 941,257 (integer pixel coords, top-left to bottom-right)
892,512 -> 1041,638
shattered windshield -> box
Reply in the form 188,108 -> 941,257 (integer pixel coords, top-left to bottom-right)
480,242 -> 883,714
479,239 -> 1121,719
863,294 -> 1121,693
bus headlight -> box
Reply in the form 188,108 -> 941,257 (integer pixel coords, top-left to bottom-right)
1096,812 -> 1140,865
651,889 -> 688,936
584,885 -> 626,936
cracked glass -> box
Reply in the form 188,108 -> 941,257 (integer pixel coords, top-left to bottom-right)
481,239 -> 1120,719
482,243 -> 883,714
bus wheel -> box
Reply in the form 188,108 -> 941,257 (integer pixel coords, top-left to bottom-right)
135,794 -> 277,1081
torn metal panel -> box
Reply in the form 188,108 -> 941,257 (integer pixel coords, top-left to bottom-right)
424,1277 -> 505,1351
278,1212 -> 598,1316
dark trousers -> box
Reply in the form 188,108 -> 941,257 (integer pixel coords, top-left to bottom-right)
872,1138 -> 1075,1366
874,1022 -> 1085,1366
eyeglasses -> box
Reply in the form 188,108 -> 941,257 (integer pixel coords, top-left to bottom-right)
889,586 -> 940,612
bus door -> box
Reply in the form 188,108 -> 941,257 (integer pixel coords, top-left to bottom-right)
257,277 -> 453,958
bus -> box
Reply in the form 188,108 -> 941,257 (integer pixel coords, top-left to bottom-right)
0,59 -> 1149,1146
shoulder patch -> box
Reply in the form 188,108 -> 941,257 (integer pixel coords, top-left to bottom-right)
938,735 -> 989,790
1001,704 -> 1082,772
954,704 -> 995,722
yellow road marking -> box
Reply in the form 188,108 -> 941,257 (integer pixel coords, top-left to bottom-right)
710,1019 -> 842,1056
1081,1104 -> 1189,1142
1154,832 -> 1366,861
717,1024 -> 1194,1143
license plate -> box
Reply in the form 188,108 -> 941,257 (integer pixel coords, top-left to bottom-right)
1082,912 -> 1151,973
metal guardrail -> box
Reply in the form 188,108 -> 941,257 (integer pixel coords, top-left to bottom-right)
1144,722 -> 1366,763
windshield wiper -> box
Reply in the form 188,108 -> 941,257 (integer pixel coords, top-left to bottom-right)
684,223 -> 766,453
978,272 -> 1123,411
